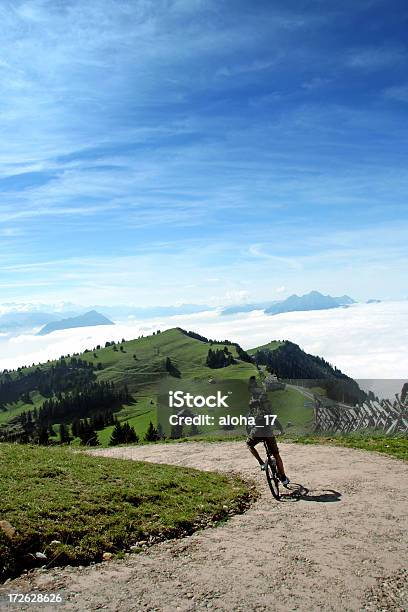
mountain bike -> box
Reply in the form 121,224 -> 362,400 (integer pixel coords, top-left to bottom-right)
263,439 -> 281,500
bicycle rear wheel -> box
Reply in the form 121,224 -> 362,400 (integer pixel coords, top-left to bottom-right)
265,457 -> 280,500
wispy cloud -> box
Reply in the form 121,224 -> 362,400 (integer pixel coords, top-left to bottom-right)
215,58 -> 282,78
0,227 -> 24,237
0,1 -> 406,304
383,84 -> 408,103
347,46 -> 406,70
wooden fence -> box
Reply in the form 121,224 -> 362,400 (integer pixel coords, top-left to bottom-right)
314,393 -> 408,434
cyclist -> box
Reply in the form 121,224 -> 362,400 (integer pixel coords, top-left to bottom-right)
246,375 -> 290,486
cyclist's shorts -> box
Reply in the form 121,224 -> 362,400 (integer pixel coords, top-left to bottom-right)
246,434 -> 279,455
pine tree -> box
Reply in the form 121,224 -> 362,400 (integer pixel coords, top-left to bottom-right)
236,345 -> 252,363
59,423 -> 71,444
37,426 -> 49,445
165,357 -> 181,378
206,348 -> 235,369
144,421 -> 159,442
110,422 -> 124,446
122,422 -> 138,443
71,418 -> 80,438
79,421 -> 99,446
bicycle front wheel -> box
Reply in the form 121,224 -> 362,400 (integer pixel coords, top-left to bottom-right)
266,458 -> 280,500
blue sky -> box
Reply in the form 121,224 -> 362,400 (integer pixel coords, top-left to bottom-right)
0,0 -> 407,307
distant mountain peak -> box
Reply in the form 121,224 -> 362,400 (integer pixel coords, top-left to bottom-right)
37,311 -> 114,336
221,291 -> 355,317
265,291 -> 355,316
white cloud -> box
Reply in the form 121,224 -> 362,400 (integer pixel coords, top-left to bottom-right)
248,244 -> 302,270
222,290 -> 250,304
216,58 -> 281,78
347,47 -> 406,70
383,84 -> 408,103
0,301 -> 407,381
0,227 -> 24,237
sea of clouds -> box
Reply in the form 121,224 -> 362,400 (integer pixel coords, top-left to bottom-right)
0,301 -> 406,397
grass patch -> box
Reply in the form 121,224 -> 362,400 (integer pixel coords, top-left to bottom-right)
247,340 -> 283,354
285,432 -> 408,461
268,387 -> 314,433
0,443 -> 256,580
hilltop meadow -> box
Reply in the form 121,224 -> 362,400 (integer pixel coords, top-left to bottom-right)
0,327 -> 362,446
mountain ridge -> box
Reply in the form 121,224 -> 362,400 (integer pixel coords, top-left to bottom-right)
265,291 -> 355,315
37,310 -> 114,336
221,291 -> 355,316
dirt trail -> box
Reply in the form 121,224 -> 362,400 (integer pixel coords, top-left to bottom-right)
1,442 -> 408,611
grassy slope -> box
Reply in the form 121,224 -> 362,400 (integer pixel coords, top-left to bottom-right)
0,329 -> 315,444
0,443 -> 255,580
89,328 -> 258,440
286,433 -> 408,462
269,388 -> 314,432
247,340 -> 283,354
81,328 -> 257,388
0,391 -> 45,425
1,329 -> 259,441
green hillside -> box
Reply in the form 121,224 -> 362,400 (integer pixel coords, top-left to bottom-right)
249,340 -> 366,405
0,328 -> 363,446
0,328 -> 261,445
247,340 -> 283,354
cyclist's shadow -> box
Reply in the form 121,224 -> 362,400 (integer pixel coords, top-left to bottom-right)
279,483 -> 341,503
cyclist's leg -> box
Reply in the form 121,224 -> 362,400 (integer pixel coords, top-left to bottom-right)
246,436 -> 264,466
266,436 -> 287,480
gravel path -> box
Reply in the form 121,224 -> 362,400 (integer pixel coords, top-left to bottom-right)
1,442 -> 407,611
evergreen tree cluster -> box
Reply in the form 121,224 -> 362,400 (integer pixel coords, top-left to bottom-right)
0,357 -> 96,405
27,381 -> 129,427
13,381 -> 129,446
37,358 -> 96,397
177,328 -> 210,343
235,345 -> 252,363
109,421 -> 138,445
71,410 -> 115,435
206,347 -> 236,369
59,422 -> 71,443
254,342 -> 366,405
177,328 -> 252,362
144,420 -> 161,441
71,419 -> 100,446
16,405 -> 117,446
